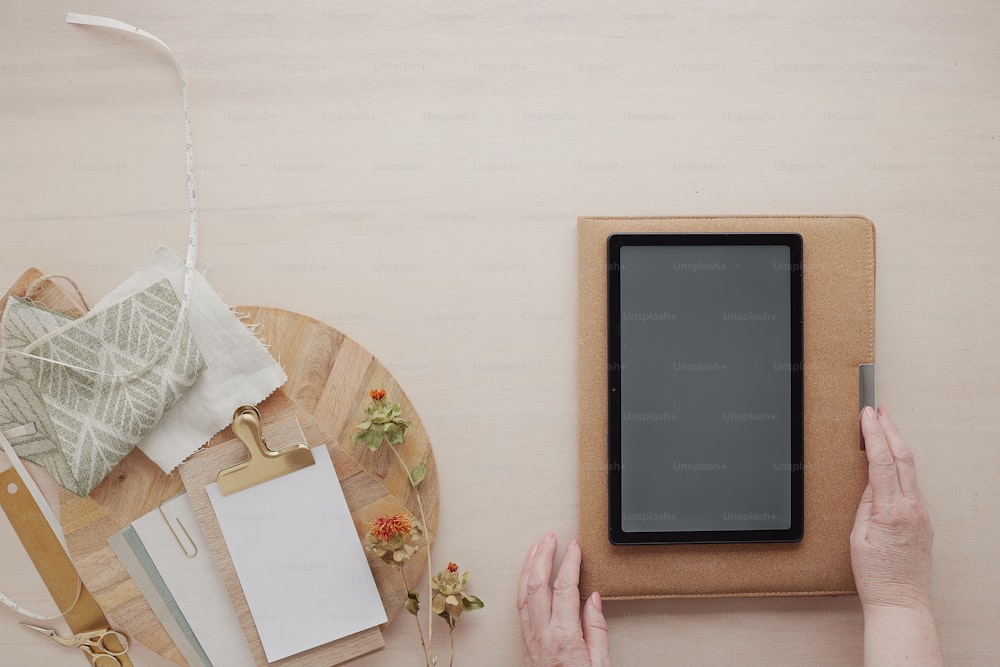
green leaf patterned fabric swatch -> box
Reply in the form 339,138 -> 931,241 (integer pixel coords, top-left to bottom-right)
0,299 -> 78,492
0,279 -> 206,495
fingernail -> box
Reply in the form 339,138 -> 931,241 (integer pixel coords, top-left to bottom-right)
527,543 -> 538,558
544,530 -> 555,542
567,539 -> 578,551
862,406 -> 876,420
590,591 -> 602,611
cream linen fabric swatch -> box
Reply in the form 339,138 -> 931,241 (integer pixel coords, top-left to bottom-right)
0,280 -> 205,495
94,248 -> 287,473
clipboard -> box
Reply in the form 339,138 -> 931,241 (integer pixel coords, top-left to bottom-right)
577,215 -> 875,599
179,399 -> 407,665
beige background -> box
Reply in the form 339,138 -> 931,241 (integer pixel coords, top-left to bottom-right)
1,2 -> 997,665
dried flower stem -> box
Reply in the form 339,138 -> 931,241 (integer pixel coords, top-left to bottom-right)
449,628 -> 455,667
389,444 -> 434,664
400,568 -> 431,667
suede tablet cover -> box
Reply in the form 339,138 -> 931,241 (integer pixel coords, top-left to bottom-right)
578,216 -> 875,599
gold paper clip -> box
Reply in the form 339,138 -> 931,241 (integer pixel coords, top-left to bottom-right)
158,498 -> 197,558
216,405 -> 315,496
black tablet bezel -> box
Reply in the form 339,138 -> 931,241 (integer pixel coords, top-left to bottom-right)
607,233 -> 804,545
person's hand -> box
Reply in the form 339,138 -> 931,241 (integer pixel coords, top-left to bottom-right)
851,406 -> 934,611
517,531 -> 610,667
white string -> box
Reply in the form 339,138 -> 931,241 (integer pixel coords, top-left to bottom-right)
5,350 -> 120,378
25,273 -> 91,312
0,427 -> 83,620
0,14 -> 200,381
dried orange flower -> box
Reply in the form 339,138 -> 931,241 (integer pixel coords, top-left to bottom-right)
447,562 -> 458,573
371,513 -> 411,541
370,388 -> 387,401
367,513 -> 422,566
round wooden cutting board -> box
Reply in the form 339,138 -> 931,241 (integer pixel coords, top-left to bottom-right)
59,307 -> 439,666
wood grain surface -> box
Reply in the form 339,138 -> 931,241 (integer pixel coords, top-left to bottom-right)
50,303 -> 438,665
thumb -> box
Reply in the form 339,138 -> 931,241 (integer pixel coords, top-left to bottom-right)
582,592 -> 611,666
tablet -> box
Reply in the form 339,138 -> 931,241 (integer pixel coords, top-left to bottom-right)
607,233 -> 804,544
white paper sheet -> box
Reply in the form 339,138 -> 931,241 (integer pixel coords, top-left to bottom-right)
132,494 -> 255,667
206,446 -> 387,663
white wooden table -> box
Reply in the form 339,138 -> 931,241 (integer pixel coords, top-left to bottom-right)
2,2 -> 997,664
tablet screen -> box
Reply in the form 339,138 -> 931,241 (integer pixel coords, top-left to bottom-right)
607,233 -> 803,544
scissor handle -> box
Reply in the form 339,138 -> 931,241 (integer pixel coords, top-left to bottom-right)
86,629 -> 129,656
85,648 -> 122,667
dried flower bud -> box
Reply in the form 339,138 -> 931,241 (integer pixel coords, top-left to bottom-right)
352,389 -> 412,450
430,563 -> 484,628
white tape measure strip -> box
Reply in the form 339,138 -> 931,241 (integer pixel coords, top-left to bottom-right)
0,14 -> 200,381
64,13 -> 198,346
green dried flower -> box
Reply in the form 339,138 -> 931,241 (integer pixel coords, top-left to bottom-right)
430,563 -> 484,628
352,388 -> 412,450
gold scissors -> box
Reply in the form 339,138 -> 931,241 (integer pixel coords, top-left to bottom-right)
21,623 -> 129,666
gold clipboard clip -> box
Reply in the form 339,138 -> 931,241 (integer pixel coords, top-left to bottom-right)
216,405 -> 315,496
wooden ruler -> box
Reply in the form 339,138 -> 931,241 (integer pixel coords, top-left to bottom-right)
0,467 -> 132,666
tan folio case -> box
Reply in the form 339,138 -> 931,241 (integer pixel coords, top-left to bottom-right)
578,216 -> 875,599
